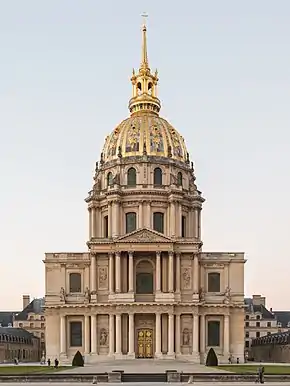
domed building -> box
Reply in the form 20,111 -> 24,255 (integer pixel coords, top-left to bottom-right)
44,22 -> 246,364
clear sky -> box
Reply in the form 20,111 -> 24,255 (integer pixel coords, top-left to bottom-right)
1,0 -> 289,311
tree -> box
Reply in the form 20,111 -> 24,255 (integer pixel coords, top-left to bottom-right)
206,347 -> 218,366
72,350 -> 84,367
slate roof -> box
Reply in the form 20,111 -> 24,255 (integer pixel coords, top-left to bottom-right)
272,311 -> 290,328
244,298 -> 276,320
0,327 -> 38,343
14,298 -> 44,321
0,312 -> 20,327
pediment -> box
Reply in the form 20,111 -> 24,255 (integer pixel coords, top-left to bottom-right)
116,228 -> 173,243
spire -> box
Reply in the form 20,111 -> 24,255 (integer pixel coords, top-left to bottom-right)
140,13 -> 149,69
128,16 -> 161,116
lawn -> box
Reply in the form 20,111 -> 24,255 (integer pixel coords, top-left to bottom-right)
217,365 -> 290,374
0,366 -> 68,375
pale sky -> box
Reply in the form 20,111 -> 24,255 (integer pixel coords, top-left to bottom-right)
0,0 -> 289,311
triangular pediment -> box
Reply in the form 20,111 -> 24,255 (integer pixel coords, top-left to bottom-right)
116,228 -> 173,243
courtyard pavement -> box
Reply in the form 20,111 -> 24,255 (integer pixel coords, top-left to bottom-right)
59,359 -> 230,374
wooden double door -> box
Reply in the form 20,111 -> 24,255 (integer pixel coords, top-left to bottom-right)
137,329 -> 153,358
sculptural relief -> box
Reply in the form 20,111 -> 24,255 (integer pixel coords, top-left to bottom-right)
84,287 -> 91,302
99,328 -> 108,346
182,328 -> 190,346
224,286 -> 231,304
182,268 -> 191,289
199,287 -> 205,302
60,287 -> 66,302
98,267 -> 108,289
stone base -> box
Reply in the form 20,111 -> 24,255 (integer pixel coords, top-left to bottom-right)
90,293 -> 97,302
155,292 -> 175,302
192,293 -> 199,302
109,292 -> 135,302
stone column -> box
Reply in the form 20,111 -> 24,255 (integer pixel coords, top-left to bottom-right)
128,252 -> 134,292
109,253 -> 114,294
90,254 -> 96,293
91,207 -> 96,238
175,253 -> 181,293
175,314 -> 181,355
109,314 -> 114,356
224,264 -> 229,288
91,314 -> 97,354
115,252 -> 121,293
147,201 -> 151,228
168,252 -> 174,293
176,202 -> 182,237
193,253 -> 199,293
170,201 -> 175,236
89,208 -> 92,239
60,315 -> 66,354
155,313 -> 162,357
224,315 -> 230,355
192,314 -> 199,356
156,251 -> 161,292
115,314 -> 122,355
168,314 -> 174,356
194,208 -> 199,238
108,202 -> 112,237
200,314 -> 206,357
112,200 -> 120,238
128,313 -> 135,355
138,201 -> 143,228
84,315 -> 90,354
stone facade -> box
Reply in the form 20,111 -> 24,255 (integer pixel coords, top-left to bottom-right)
244,295 -> 278,359
13,296 -> 46,354
251,331 -> 290,363
0,327 -> 40,363
44,21 -> 246,364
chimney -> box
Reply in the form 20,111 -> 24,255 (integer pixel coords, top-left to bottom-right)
22,295 -> 30,310
252,295 -> 266,307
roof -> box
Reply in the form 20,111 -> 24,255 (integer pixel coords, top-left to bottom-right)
0,312 -> 19,327
14,298 -> 44,321
244,298 -> 276,320
273,311 -> 290,328
0,327 -> 38,341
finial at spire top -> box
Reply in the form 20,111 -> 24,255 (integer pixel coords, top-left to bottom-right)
140,12 -> 149,69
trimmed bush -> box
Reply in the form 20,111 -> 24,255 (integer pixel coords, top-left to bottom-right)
206,347 -> 218,366
72,350 -> 84,367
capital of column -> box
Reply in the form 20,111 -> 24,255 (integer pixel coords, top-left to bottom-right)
128,251 -> 134,258
115,251 -> 121,257
168,251 -> 174,258
156,251 -> 161,258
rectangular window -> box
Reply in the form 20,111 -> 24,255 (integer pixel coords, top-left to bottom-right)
256,331 -> 260,338
207,272 -> 220,292
245,331 -> 249,338
126,212 -> 137,233
256,322 -> 260,327
70,321 -> 82,347
245,321 -> 249,327
245,341 -> 249,348
104,216 -> 108,238
153,212 -> 164,233
267,322 -> 271,327
181,216 -> 186,237
207,320 -> 220,346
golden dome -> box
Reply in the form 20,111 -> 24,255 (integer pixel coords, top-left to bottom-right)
101,20 -> 188,164
102,114 -> 188,163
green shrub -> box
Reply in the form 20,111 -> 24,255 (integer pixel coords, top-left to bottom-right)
72,350 -> 84,367
206,347 -> 218,366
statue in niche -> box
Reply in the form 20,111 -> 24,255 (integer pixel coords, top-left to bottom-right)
99,328 -> 108,346
224,286 -> 231,304
182,268 -> 191,288
60,287 -> 66,302
199,287 -> 205,302
182,328 -> 190,346
84,287 -> 90,301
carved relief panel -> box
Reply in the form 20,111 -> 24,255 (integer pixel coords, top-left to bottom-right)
98,267 -> 108,290
181,267 -> 192,290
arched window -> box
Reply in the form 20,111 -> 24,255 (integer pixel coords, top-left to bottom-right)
103,216 -> 108,238
107,172 -> 113,187
126,212 -> 137,233
153,212 -> 164,233
207,272 -> 220,293
127,167 -> 136,186
136,260 -> 154,294
153,167 -> 162,186
69,273 -> 82,293
177,172 -> 183,186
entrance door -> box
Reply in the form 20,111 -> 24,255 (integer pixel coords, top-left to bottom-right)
137,329 -> 153,358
